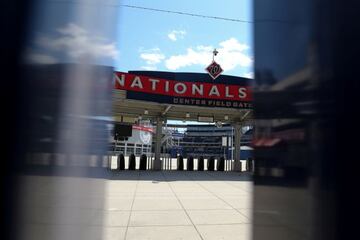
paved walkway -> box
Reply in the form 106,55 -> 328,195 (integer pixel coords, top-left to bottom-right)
18,171 -> 253,240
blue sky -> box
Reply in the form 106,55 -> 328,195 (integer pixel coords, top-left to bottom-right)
116,0 -> 253,78
23,0 -> 254,125
114,0 -> 254,125
25,0 -> 253,78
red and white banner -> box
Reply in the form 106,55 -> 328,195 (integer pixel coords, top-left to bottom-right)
132,125 -> 154,133
114,72 -> 252,101
114,72 -> 252,109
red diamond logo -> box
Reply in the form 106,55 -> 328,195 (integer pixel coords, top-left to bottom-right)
205,61 -> 223,80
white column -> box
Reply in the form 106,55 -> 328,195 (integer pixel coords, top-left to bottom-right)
233,123 -> 242,171
154,117 -> 163,170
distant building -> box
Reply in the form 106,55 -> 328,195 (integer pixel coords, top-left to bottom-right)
167,124 -> 253,159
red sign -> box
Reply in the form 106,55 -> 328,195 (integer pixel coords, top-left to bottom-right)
114,72 -> 252,101
206,61 -> 223,79
132,125 -> 154,133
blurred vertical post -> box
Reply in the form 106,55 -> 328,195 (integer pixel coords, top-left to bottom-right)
254,0 -> 359,239
1,1 -> 32,239
2,0 -> 120,240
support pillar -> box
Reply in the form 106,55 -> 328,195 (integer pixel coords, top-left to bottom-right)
233,123 -> 242,172
154,117 -> 163,170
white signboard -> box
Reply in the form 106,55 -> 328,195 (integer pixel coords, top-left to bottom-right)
222,136 -> 227,146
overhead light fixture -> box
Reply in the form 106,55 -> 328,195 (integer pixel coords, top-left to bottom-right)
123,116 -> 137,123
224,115 -> 229,120
186,113 -> 190,118
144,109 -> 149,115
138,115 -> 142,120
198,116 -> 214,122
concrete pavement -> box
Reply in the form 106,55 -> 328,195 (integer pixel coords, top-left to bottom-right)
17,171 -> 253,240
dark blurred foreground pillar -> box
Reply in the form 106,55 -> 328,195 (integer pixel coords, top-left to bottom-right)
254,0 -> 360,239
1,0 -> 119,239
1,1 -> 31,239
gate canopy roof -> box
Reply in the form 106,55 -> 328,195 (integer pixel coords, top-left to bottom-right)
113,71 -> 253,124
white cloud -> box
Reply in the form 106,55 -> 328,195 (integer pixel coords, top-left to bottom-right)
244,72 -> 254,79
37,23 -> 119,60
24,52 -> 58,64
141,66 -> 157,70
168,33 -> 177,41
139,47 -> 161,52
140,53 -> 165,65
167,30 -> 186,41
165,37 -> 252,72
219,38 -> 249,52
165,47 -> 212,70
139,48 -> 165,70
57,23 -> 87,36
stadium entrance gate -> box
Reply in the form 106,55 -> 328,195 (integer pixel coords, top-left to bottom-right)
113,70 -> 253,171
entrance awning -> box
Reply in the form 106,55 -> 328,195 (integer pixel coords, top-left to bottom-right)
113,90 -> 252,123
113,71 -> 253,124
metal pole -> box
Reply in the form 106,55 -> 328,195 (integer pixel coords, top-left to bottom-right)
233,123 -> 242,172
226,133 -> 229,171
231,127 -> 234,170
154,117 -> 162,170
